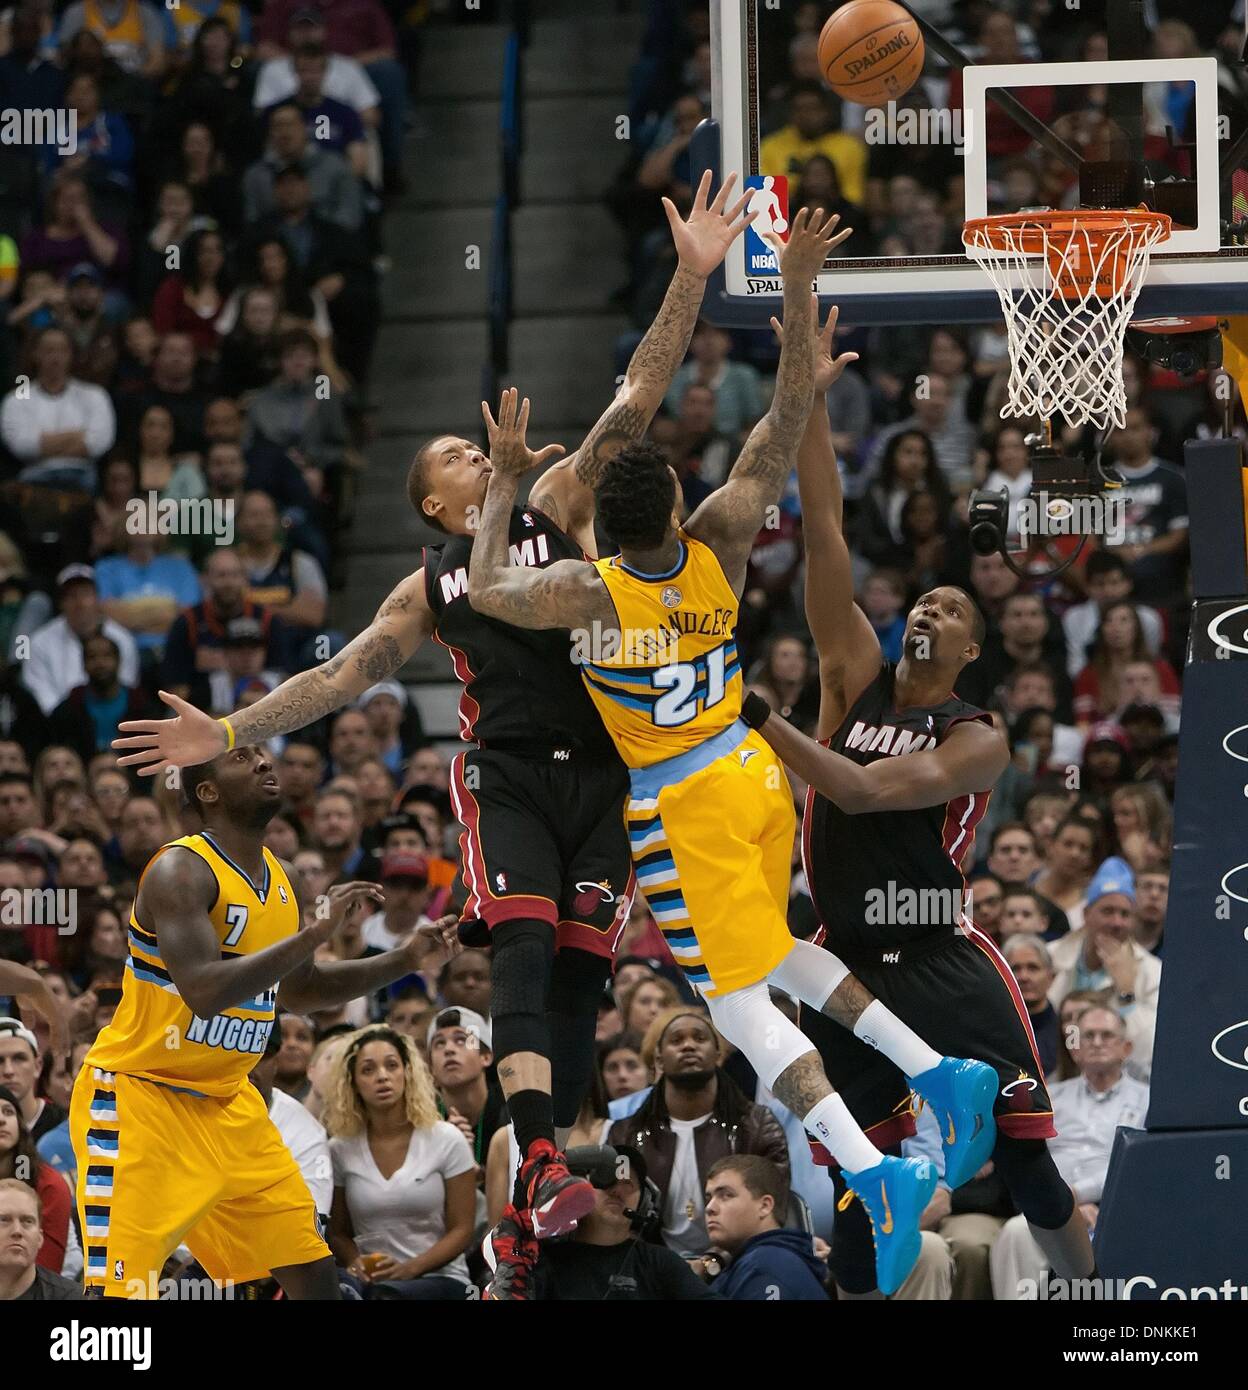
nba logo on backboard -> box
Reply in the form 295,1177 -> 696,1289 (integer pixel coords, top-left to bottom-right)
743,176 -> 788,274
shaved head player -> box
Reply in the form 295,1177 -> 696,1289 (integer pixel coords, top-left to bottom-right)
743,300 -> 1098,1299
113,173 -> 757,1297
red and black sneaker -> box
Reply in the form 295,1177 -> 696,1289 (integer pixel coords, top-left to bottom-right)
482,1203 -> 538,1300
520,1138 -> 597,1239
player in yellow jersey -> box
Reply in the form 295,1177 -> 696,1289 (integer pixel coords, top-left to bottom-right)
466,212 -> 1001,1294
72,742 -> 448,1299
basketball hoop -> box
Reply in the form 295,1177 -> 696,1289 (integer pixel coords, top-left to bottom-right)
963,208 -> 1171,432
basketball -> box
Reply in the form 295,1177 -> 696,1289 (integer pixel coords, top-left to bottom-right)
818,0 -> 925,107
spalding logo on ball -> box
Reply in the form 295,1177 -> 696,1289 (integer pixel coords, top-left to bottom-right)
818,0 -> 925,108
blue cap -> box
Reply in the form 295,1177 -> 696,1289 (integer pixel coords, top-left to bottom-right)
1086,856 -> 1135,909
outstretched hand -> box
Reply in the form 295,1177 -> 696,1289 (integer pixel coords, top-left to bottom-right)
769,296 -> 860,392
662,169 -> 757,278
113,690 -> 228,775
481,388 -> 565,480
768,207 -> 853,283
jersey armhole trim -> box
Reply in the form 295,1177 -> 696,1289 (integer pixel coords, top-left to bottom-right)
133,840 -> 221,936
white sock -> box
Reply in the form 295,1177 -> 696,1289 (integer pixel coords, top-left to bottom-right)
804,1091 -> 884,1174
854,999 -> 942,1078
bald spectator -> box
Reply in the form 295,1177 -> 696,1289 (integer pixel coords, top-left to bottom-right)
22,567 -> 140,716
0,326 -> 115,491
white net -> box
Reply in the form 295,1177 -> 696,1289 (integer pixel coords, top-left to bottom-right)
964,211 -> 1170,432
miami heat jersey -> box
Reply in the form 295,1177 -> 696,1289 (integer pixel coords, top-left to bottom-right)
803,662 -> 993,959
86,833 -> 298,1097
424,505 -> 617,759
583,530 -> 742,769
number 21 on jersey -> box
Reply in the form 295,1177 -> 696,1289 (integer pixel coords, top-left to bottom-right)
653,645 -> 727,727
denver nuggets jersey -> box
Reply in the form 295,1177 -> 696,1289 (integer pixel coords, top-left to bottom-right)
583,530 -> 741,768
86,833 -> 298,1097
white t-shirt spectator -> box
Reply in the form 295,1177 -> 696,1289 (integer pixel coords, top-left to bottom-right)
253,54 -> 379,113
269,1087 -> 332,1217
330,1121 -> 475,1285
22,614 -> 140,714
362,909 -> 433,953
0,377 -> 116,490
663,1115 -> 710,1257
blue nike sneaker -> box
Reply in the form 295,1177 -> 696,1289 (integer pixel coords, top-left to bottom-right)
908,1057 -> 998,1189
839,1155 -> 936,1296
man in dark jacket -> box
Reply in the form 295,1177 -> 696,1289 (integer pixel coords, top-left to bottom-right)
703,1155 -> 828,1301
607,1007 -> 789,1257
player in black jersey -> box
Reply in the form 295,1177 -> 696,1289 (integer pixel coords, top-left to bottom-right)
112,173 -> 758,1293
740,303 -> 1098,1298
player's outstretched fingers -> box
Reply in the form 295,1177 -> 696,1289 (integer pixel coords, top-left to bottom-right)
709,170 -> 737,214
692,167 -> 712,212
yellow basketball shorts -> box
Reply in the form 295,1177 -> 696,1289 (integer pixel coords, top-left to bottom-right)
627,718 -> 796,998
70,1066 -> 328,1297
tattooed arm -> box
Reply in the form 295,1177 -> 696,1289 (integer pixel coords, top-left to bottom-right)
112,570 -> 434,773
684,209 -> 849,595
468,434 -> 616,632
469,392 -> 615,630
527,171 -> 755,554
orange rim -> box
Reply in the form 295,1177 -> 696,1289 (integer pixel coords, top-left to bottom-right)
964,209 -> 1171,299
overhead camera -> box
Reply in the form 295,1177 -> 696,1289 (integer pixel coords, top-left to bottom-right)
1125,323 -> 1223,378
967,438 -> 1122,579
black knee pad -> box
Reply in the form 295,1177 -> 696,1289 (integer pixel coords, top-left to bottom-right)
548,948 -> 610,1128
828,1145 -> 903,1295
994,1135 -> 1076,1231
489,919 -> 555,1062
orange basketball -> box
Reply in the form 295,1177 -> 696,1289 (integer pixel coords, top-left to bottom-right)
818,0 -> 925,108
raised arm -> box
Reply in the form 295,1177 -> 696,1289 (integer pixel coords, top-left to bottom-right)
468,389 -> 618,632
0,960 -> 69,1061
772,299 -> 882,735
275,872 -> 455,1013
527,170 -> 755,552
113,569 -> 433,774
684,209 -> 851,593
750,704 -> 1008,815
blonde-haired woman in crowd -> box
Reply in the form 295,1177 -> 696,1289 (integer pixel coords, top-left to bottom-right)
326,1024 -> 476,1300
